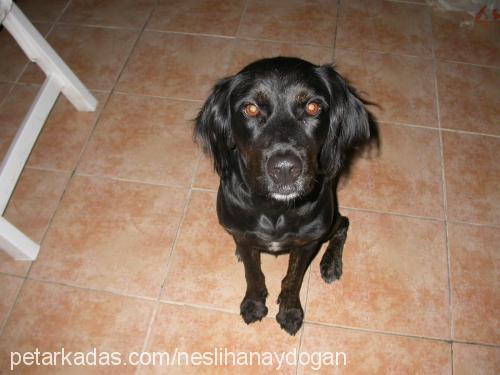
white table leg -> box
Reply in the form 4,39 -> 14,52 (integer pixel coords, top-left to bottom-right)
0,217 -> 39,260
2,3 -> 97,111
0,77 -> 60,213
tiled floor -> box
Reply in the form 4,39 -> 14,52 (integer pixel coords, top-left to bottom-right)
0,0 -> 498,373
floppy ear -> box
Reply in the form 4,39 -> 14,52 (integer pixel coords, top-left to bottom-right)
316,65 -> 370,178
194,76 -> 234,177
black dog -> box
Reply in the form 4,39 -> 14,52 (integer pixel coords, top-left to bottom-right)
195,57 -> 373,335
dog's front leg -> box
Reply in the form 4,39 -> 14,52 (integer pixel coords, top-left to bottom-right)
320,215 -> 349,283
238,245 -> 269,324
277,242 -> 321,335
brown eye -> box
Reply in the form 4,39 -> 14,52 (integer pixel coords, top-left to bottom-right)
305,102 -> 321,116
244,104 -> 260,117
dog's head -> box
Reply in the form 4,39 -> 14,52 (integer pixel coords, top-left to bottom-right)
195,57 -> 370,202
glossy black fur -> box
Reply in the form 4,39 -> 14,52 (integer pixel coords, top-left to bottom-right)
195,57 -> 375,335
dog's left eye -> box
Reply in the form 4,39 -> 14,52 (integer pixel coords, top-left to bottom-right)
243,104 -> 260,117
305,102 -> 321,116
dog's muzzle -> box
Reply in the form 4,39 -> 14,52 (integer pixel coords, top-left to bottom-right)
265,151 -> 304,201
266,152 -> 302,185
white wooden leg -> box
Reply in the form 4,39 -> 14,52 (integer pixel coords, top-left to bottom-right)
2,3 -> 97,111
0,2 -> 99,260
0,77 -> 60,213
0,217 -> 39,260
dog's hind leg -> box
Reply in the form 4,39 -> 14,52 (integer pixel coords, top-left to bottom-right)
320,215 -> 349,283
238,245 -> 269,324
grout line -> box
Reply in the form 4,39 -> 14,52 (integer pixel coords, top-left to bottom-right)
441,127 -> 500,139
0,82 -> 17,108
377,120 -> 500,139
436,58 -> 500,71
388,0 -> 430,5
24,164 -> 72,175
191,186 -> 218,193
145,28 -> 236,40
136,155 -> 198,374
112,90 -> 203,103
74,171 -> 194,192
304,320 -> 455,343
235,0 -> 250,38
335,45 -> 435,61
332,0 -> 341,53
136,304 -> 159,374
160,299 -> 239,316
0,273 -> 25,335
449,340 -> 500,349
55,21 -> 143,31
339,205 -> 446,222
295,266 -> 313,375
446,219 -> 500,229
304,320 -> 500,348
24,276 -> 158,301
143,28 -> 335,49
0,278 -> 26,336
429,15 -> 455,375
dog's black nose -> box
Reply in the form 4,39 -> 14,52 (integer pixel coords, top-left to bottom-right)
267,153 -> 302,184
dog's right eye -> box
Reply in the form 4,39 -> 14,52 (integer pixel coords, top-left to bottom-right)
243,104 -> 260,117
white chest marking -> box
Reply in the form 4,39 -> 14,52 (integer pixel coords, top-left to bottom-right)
268,242 -> 282,252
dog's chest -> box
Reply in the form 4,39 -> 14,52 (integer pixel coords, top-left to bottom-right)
268,241 -> 283,252
252,213 -> 319,252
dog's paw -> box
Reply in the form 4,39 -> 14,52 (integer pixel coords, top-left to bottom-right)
240,298 -> 268,324
276,306 -> 304,335
320,257 -> 342,284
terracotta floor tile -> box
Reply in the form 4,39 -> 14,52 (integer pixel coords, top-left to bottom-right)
0,274 -> 23,331
193,155 -> 219,190
17,0 -> 69,22
337,0 -> 433,56
449,223 -> 499,345
162,191 -> 307,317
0,84 -> 106,171
20,24 -> 139,90
60,0 -> 156,29
0,127 -> 17,161
117,31 -> 233,100
0,280 -> 154,374
29,91 -> 107,171
334,49 -> 437,127
299,324 -> 451,374
238,0 -> 338,46
228,39 -> 333,73
338,123 -> 444,218
0,84 -> 25,161
29,175 -> 188,298
0,82 -> 12,104
306,210 -> 450,338
0,252 -> 31,278
144,303 -> 300,374
0,23 -> 52,82
4,168 -> 69,242
437,62 -> 499,136
0,168 -> 69,276
148,0 -> 246,36
432,9 -> 500,67
453,343 -> 499,375
443,132 -> 500,225
0,84 -> 38,130
78,93 -> 200,188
